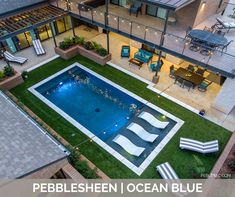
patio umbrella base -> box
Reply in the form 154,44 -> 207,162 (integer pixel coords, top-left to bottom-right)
152,75 -> 160,84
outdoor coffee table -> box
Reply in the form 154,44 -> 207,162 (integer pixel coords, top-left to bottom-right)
129,58 -> 144,69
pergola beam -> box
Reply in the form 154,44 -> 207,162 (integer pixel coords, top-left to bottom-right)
0,5 -> 68,40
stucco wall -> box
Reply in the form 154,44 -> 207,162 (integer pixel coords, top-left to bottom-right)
175,0 -> 201,28
193,0 -> 228,27
0,0 -> 46,14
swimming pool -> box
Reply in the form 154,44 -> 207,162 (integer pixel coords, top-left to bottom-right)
29,63 -> 184,175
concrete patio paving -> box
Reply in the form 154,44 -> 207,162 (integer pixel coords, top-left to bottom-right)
53,0 -> 235,76
0,23 -> 234,132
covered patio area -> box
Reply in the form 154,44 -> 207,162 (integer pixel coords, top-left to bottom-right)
1,23 -> 234,131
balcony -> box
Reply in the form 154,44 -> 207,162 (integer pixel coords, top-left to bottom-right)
50,0 -> 235,78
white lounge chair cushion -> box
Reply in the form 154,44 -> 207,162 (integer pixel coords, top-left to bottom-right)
180,137 -> 219,154
127,123 -> 158,142
33,39 -> 46,55
3,51 -> 27,64
156,162 -> 179,180
113,134 -> 145,156
138,111 -> 169,129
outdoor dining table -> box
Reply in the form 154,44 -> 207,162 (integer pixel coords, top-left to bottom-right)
188,29 -> 228,46
174,67 -> 205,88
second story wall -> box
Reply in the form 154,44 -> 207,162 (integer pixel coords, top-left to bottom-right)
193,0 -> 229,26
175,0 -> 201,28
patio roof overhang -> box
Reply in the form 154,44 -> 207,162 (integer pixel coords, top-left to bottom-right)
140,0 -> 196,11
0,4 -> 68,41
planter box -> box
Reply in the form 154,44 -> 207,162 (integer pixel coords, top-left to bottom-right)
77,45 -> 112,65
0,72 -> 24,90
54,46 -> 78,60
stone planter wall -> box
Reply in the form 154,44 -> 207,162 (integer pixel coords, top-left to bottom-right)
0,72 -> 24,90
77,46 -> 112,66
54,46 -> 78,60
54,45 -> 112,65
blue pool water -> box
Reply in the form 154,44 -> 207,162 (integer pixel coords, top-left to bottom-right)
36,66 -> 143,141
35,65 -> 177,167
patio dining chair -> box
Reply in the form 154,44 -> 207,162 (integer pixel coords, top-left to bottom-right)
182,80 -> 194,91
129,2 -> 142,17
189,41 -> 201,52
218,40 -> 233,54
196,68 -> 205,76
204,26 -> 214,33
214,29 -> 226,37
200,44 -> 215,56
198,79 -> 212,92
174,77 -> 184,87
169,65 -> 175,78
187,64 -> 196,73
184,26 -> 192,40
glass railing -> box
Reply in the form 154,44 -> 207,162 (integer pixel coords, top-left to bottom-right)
51,0 -> 235,76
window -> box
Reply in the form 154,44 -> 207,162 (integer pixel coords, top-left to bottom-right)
56,18 -> 66,34
146,5 -> 167,19
111,0 -> 128,7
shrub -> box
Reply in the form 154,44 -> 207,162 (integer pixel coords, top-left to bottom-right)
92,41 -> 102,52
3,65 -> 15,77
59,37 -> 74,50
74,36 -> 85,46
68,149 -> 99,179
84,41 -> 94,50
0,71 -> 5,80
22,71 -> 28,80
228,160 -> 235,171
97,47 -> 108,57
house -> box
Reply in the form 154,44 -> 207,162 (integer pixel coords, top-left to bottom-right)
0,92 -> 70,179
0,0 -> 234,122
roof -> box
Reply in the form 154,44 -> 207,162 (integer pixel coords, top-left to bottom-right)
0,0 -> 46,15
0,4 -> 67,41
0,92 -> 69,179
143,0 -> 196,10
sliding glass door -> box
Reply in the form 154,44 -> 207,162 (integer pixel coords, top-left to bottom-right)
146,5 -> 167,19
111,0 -> 127,7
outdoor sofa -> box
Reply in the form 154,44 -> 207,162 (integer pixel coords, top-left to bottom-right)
134,49 -> 153,64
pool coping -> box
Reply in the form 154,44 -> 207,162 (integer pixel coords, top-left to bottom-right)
28,62 -> 184,176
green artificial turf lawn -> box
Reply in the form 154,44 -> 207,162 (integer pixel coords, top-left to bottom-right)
10,55 -> 231,179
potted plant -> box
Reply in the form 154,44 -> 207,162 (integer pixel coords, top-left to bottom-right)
55,36 -> 112,64
54,37 -> 78,60
0,65 -> 24,90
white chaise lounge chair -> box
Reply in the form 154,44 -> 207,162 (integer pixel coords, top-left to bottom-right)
3,51 -> 27,65
32,39 -> 46,55
156,162 -> 179,179
138,112 -> 169,129
113,134 -> 145,156
180,137 -> 219,154
215,18 -> 235,32
127,123 -> 158,142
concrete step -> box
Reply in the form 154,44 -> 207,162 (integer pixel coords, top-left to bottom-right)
212,78 -> 235,114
